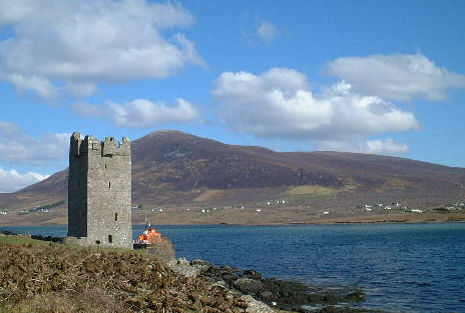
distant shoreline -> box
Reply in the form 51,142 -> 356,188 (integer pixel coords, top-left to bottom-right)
3,203 -> 464,227
2,217 -> 465,228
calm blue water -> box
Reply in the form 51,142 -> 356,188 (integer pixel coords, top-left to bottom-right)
1,223 -> 464,313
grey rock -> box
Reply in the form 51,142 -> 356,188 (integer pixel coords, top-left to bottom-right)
168,258 -> 209,278
233,278 -> 265,294
241,295 -> 274,313
241,270 -> 263,280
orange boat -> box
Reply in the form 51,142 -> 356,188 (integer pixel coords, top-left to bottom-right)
133,225 -> 164,249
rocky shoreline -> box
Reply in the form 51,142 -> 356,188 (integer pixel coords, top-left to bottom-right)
168,258 -> 382,313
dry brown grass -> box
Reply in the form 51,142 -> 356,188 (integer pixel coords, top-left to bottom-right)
374,178 -> 410,193
0,241 -> 249,313
1,291 -> 126,313
193,190 -> 226,203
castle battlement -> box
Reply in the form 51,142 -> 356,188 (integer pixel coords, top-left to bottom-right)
70,132 -> 130,157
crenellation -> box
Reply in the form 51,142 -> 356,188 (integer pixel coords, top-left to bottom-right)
102,136 -> 131,156
102,137 -> 117,156
70,132 -> 83,157
71,135 -> 131,156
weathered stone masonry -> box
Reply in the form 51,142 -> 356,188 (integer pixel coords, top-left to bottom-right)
67,132 -> 132,249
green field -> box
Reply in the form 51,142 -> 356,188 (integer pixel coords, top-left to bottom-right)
284,185 -> 336,201
0,234 -> 52,246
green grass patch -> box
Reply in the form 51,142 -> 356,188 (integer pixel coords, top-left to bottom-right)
0,234 -> 146,255
287,185 -> 335,196
0,235 -> 53,246
17,200 -> 66,215
283,185 -> 336,202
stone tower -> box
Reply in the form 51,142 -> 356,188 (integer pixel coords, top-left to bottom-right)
67,132 -> 132,249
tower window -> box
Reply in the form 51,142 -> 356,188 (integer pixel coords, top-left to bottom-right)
108,235 -> 113,243
104,164 -> 107,169
115,213 -> 118,221
108,182 -> 111,189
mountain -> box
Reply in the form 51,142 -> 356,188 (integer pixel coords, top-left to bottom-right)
2,130 -> 465,223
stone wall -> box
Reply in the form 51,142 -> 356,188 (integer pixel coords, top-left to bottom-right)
68,132 -> 132,249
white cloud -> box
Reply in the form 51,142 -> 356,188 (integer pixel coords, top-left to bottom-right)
0,0 -> 204,100
325,53 -> 465,101
257,21 -> 277,42
8,74 -> 59,100
65,83 -> 99,98
73,98 -> 201,128
0,166 -> 49,193
213,68 -> 419,144
0,121 -> 69,164
318,138 -> 410,155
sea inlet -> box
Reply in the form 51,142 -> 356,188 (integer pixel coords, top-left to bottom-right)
1,223 -> 464,313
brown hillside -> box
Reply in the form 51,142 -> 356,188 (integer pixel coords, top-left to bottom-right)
1,130 -> 465,218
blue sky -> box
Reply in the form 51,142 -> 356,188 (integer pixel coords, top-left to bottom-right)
0,0 -> 464,192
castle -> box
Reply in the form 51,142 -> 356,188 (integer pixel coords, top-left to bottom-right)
67,132 -> 133,249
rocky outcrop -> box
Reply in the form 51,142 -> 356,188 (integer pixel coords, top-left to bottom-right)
168,258 -> 370,313
168,258 -> 275,313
